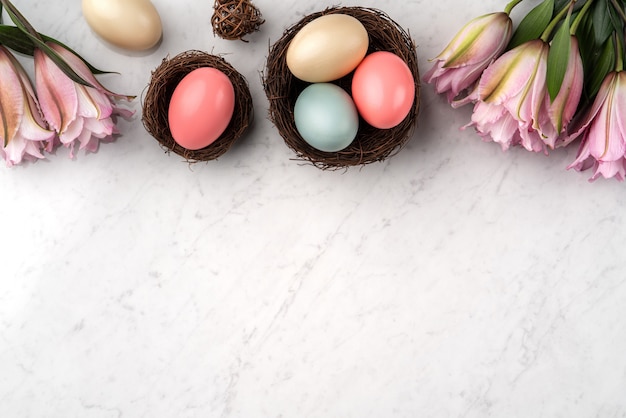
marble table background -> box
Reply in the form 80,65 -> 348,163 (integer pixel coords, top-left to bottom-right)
1,0 -> 625,417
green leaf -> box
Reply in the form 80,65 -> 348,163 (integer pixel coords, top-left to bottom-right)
34,39 -> 94,87
0,25 -> 113,75
555,0 -> 585,13
1,2 -> 98,87
41,35 -> 113,75
576,11 -> 596,69
0,24 -> 36,55
1,1 -> 90,86
547,18 -> 571,102
607,1 -> 624,34
593,0 -> 614,45
587,36 -> 615,98
555,0 -> 569,10
1,0 -> 40,42
508,0 -> 555,49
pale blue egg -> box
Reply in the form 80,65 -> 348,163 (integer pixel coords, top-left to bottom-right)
294,83 -> 359,152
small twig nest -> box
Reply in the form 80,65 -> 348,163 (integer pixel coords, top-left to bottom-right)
211,0 -> 264,42
142,50 -> 253,161
263,7 -> 420,170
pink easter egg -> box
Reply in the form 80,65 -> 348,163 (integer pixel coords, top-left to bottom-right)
168,67 -> 235,150
351,51 -> 415,129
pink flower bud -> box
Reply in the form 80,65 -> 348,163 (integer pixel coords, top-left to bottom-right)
34,42 -> 132,158
425,12 -> 512,103
0,46 -> 54,167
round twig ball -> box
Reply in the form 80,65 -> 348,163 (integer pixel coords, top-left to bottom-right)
263,7 -> 420,170
142,50 -> 253,161
211,0 -> 264,42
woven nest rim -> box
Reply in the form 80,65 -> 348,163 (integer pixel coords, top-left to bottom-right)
142,50 -> 253,162
263,6 -> 421,170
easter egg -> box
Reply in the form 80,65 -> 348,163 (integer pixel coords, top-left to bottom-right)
294,83 -> 359,152
286,14 -> 369,83
82,0 -> 162,51
168,68 -> 235,150
351,51 -> 415,129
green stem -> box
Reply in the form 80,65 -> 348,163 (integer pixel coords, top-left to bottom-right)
571,0 -> 596,34
505,0 -> 524,14
541,0 -> 575,42
0,0 -> 43,41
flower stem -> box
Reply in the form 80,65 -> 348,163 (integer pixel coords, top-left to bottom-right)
571,0 -> 595,34
541,0 -> 576,42
0,0 -> 43,41
505,0 -> 524,14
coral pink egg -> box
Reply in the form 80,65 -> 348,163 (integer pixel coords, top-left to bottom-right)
168,67 -> 235,150
351,51 -> 415,129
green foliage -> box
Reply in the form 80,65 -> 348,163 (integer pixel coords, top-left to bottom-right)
588,37 -> 616,98
607,1 -> 624,35
547,17 -> 572,102
593,0 -> 615,45
0,0 -> 116,88
0,25 -> 111,75
508,0 -> 555,49
1,1 -> 92,87
577,16 -> 614,99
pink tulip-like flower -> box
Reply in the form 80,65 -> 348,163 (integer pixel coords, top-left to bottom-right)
0,45 -> 54,166
34,42 -> 132,157
425,12 -> 513,103
465,40 -> 550,152
567,71 -> 626,181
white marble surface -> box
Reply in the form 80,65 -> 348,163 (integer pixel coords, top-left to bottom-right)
1,0 -> 626,417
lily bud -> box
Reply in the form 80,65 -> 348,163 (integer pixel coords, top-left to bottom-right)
466,40 -> 550,153
425,12 -> 512,103
0,45 -> 54,166
34,42 -> 133,158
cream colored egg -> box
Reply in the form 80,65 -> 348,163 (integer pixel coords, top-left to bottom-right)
286,14 -> 369,83
82,0 -> 162,51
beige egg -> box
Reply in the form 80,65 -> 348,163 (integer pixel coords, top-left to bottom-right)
82,0 -> 162,51
286,14 -> 369,83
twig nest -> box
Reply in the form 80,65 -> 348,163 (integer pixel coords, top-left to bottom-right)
263,7 -> 420,170
142,50 -> 253,161
211,0 -> 264,42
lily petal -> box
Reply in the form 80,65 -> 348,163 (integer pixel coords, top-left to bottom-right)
426,13 -> 512,104
35,48 -> 78,135
479,41 -> 547,107
568,72 -> 616,141
437,13 -> 512,67
0,46 -> 24,146
48,42 -> 132,100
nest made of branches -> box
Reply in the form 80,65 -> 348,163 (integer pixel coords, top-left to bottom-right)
263,6 -> 420,170
211,0 -> 264,42
142,50 -> 253,162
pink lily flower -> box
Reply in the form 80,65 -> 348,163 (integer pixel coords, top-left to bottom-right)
0,45 -> 54,166
34,42 -> 132,157
424,12 -> 512,104
465,40 -> 550,152
567,71 -> 626,181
